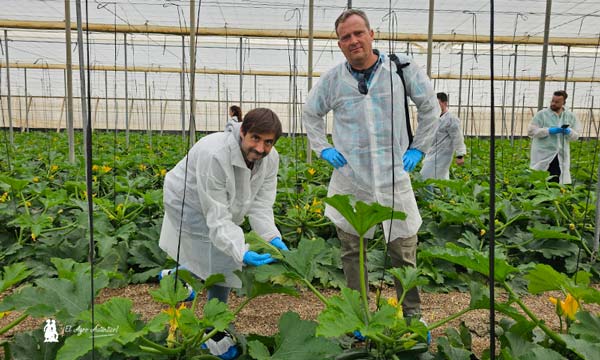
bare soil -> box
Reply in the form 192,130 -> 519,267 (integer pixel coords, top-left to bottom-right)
2,283 -> 599,358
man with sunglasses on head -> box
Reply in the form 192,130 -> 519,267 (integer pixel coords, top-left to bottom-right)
303,9 -> 439,341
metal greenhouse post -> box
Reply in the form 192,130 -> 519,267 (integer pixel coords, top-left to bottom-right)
189,0 -> 197,147
563,45 -> 571,91
306,0 -> 314,163
426,0 -> 435,77
124,33 -> 130,147
104,70 -> 108,131
510,45 -> 518,145
3,30 -> 13,145
74,0 -> 88,151
537,0 -> 552,111
458,43 -> 464,118
180,35 -> 185,140
64,0 -> 75,161
24,68 -> 29,132
239,37 -> 243,106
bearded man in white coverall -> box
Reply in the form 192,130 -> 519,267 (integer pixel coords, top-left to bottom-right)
420,92 -> 466,180
528,90 -> 579,184
159,108 -> 288,360
302,8 -> 439,323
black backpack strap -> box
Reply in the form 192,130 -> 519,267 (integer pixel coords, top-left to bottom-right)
388,53 -> 413,146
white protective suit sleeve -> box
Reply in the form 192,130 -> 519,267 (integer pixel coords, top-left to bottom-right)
398,55 -> 440,153
195,155 -> 247,265
527,111 -> 551,139
247,151 -> 282,242
449,117 -> 467,156
303,74 -> 333,157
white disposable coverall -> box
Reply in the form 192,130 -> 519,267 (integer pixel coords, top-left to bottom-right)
159,123 -> 281,288
420,111 -> 466,180
528,107 -> 579,184
303,52 -> 439,240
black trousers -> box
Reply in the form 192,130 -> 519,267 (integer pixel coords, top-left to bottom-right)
548,155 -> 561,183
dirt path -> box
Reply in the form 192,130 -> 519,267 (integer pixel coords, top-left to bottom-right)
1,283 -> 598,357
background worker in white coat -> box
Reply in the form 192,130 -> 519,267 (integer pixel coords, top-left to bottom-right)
159,108 -> 288,359
528,90 -> 579,184
303,9 -> 439,322
420,92 -> 466,180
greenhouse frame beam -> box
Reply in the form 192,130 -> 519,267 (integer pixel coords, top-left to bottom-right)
2,62 -> 600,83
0,19 -> 599,46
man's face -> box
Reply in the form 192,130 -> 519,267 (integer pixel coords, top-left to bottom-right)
550,95 -> 565,112
337,14 -> 375,70
438,99 -> 447,112
240,129 -> 276,164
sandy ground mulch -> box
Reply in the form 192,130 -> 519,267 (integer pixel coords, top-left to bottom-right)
1,283 -> 599,358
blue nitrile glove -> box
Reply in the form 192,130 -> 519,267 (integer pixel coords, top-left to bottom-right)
403,148 -> 424,172
563,127 -> 572,135
353,330 -> 366,342
243,251 -> 275,266
270,237 -> 289,251
321,148 -> 347,169
548,127 -> 563,135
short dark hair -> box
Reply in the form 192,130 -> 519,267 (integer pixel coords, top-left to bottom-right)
553,90 -> 568,100
437,92 -> 448,103
229,105 -> 242,121
241,108 -> 283,142
335,9 -> 371,36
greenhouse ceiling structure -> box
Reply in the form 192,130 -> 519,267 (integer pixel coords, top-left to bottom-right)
0,0 -> 599,137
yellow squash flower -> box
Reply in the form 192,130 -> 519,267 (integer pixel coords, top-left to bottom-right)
138,164 -> 147,171
32,177 -> 39,183
162,303 -> 186,347
101,165 -> 112,173
480,229 -> 486,236
92,164 -> 99,172
307,168 -> 316,176
50,165 -> 59,172
160,169 -> 167,177
549,293 -> 579,320
569,223 -> 575,231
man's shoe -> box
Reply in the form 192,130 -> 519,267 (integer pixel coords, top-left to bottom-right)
201,328 -> 239,360
158,267 -> 196,302
419,318 -> 432,345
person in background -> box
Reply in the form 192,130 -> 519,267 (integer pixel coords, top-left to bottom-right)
159,108 -> 288,359
225,105 -> 243,132
302,8 -> 439,338
420,92 -> 466,181
528,90 -> 579,184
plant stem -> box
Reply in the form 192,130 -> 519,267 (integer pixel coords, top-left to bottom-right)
302,278 -> 329,305
359,234 -> 370,323
0,313 -> 28,336
138,336 -> 181,355
427,307 -> 471,330
504,282 -> 565,346
233,298 -> 252,316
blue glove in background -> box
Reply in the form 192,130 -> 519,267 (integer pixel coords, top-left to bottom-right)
548,127 -> 563,135
403,148 -> 424,172
563,127 -> 572,135
321,148 -> 347,169
243,251 -> 275,266
270,237 -> 289,251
